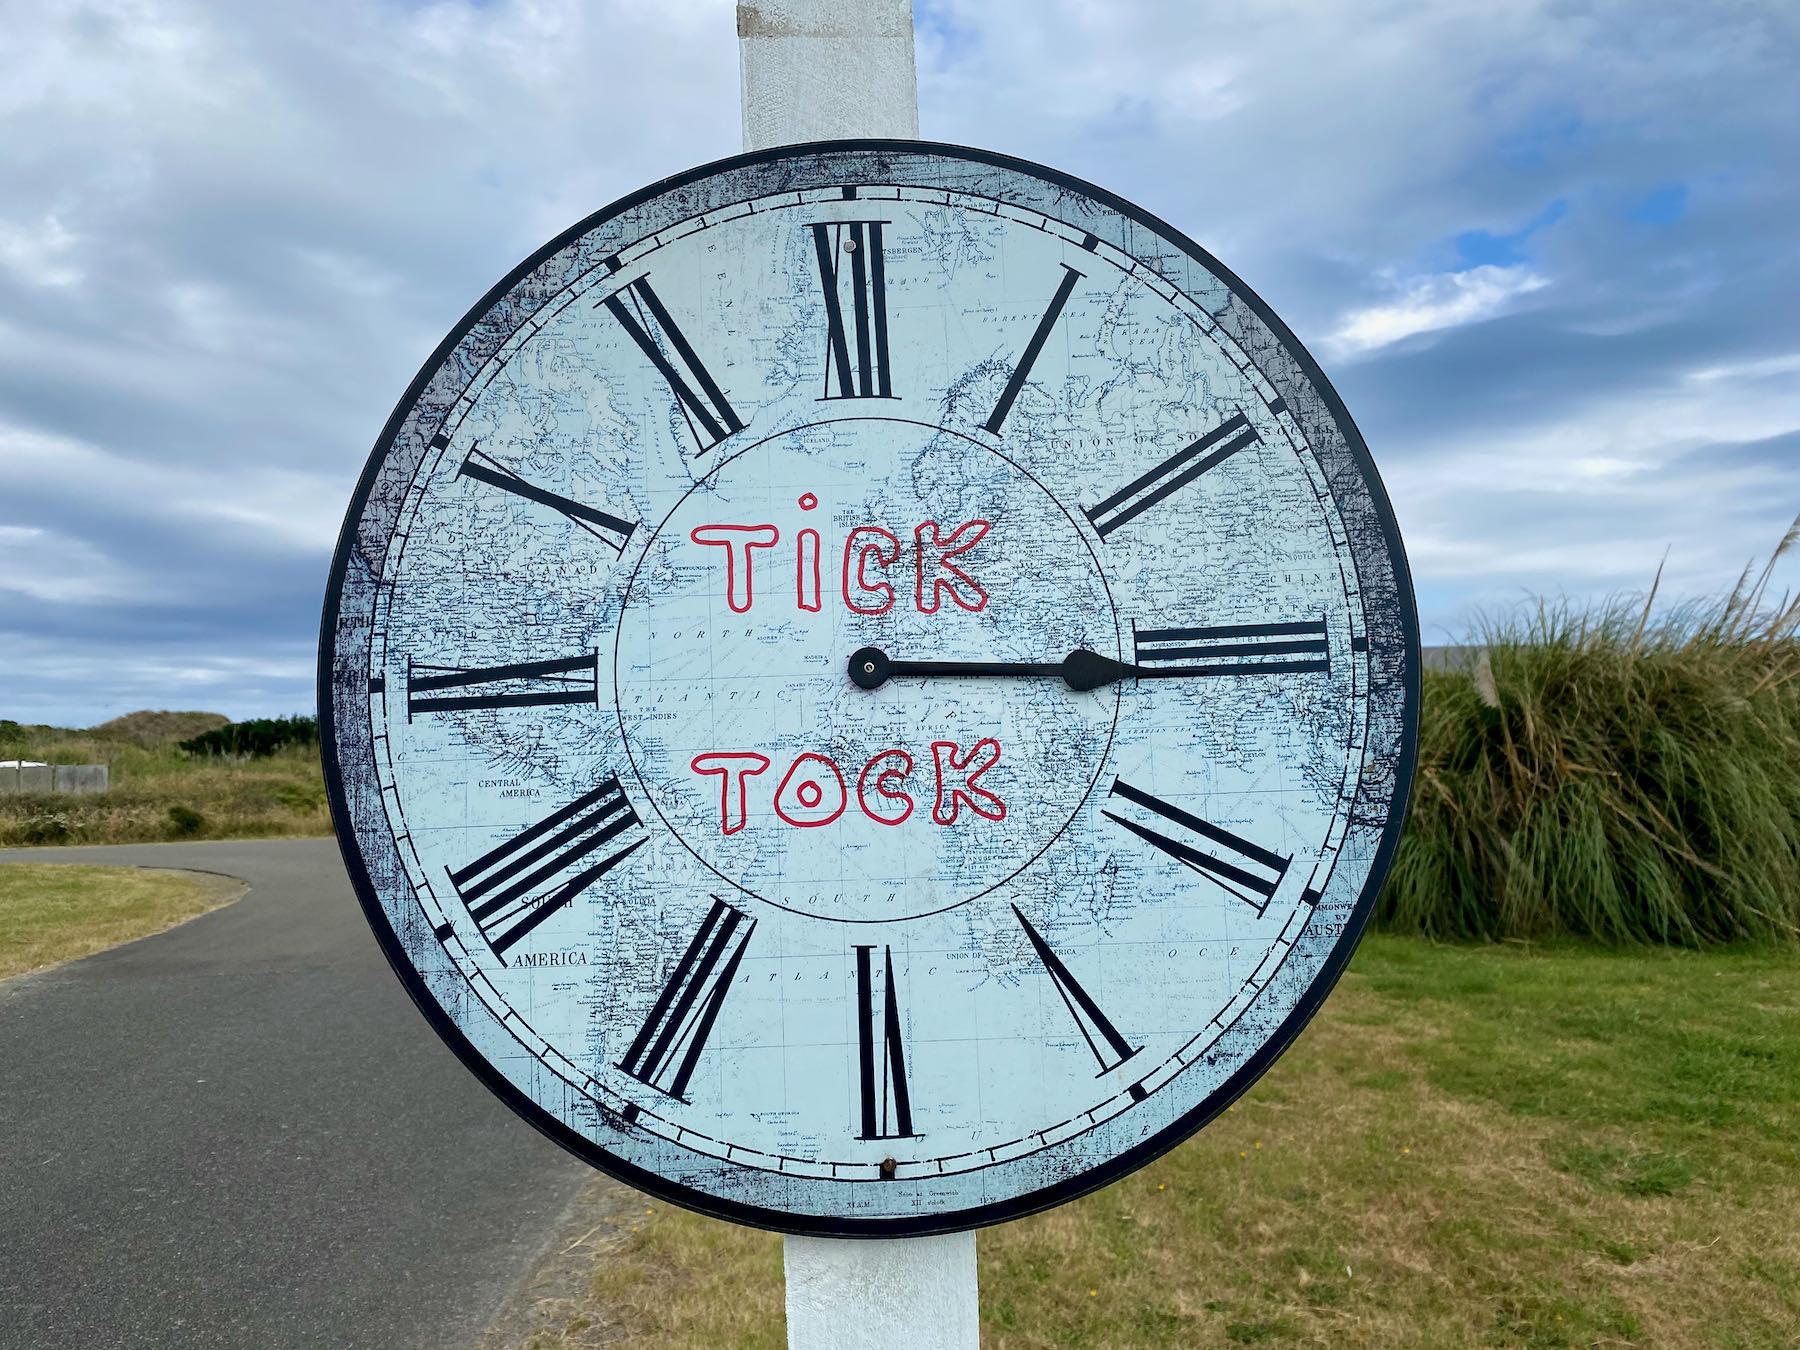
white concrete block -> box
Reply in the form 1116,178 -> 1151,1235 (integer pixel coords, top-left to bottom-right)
739,0 -> 920,150
784,1231 -> 980,1350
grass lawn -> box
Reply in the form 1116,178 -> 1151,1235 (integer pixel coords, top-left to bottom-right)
0,863 -> 246,980
543,937 -> 1799,1350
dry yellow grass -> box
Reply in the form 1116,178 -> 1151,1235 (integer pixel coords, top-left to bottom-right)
0,747 -> 330,847
0,863 -> 246,980
496,937 -> 1800,1350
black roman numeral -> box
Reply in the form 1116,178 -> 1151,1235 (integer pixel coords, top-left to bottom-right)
601,277 -> 742,453
811,221 -> 894,401
457,448 -> 637,554
1132,619 -> 1330,678
407,652 -> 599,719
855,945 -> 918,1140
617,897 -> 755,1101
447,778 -> 645,960
984,264 -> 1083,434
1103,779 -> 1290,916
1012,905 -> 1141,1075
1084,411 -> 1262,539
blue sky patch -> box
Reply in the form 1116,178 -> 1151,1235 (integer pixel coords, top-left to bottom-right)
1452,198 -> 1568,270
1631,183 -> 1689,226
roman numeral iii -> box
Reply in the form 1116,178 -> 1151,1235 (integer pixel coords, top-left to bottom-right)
1084,411 -> 1262,539
457,448 -> 638,553
1133,619 -> 1330,678
1103,779 -> 1291,916
407,652 -> 599,719
811,221 -> 894,400
855,945 -> 918,1140
1012,905 -> 1141,1075
447,777 -> 645,960
602,276 -> 743,453
618,897 -> 755,1101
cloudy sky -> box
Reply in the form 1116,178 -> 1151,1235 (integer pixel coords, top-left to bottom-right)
2,0 -> 1796,725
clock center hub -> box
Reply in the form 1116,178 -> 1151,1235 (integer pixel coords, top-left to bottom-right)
613,417 -> 1121,922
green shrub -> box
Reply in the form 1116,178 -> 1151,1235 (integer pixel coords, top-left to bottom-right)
180,715 -> 317,759
166,804 -> 206,836
269,781 -> 326,813
20,813 -> 72,844
1379,518 -> 1800,946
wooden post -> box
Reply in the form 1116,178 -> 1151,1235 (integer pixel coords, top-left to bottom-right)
737,4 -> 979,1346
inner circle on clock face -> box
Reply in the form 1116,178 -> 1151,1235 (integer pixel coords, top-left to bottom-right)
613,417 -> 1122,922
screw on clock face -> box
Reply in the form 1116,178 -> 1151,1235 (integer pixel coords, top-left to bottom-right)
847,645 -> 1141,693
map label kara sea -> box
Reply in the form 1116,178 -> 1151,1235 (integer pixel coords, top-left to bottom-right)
319,144 -> 1419,1241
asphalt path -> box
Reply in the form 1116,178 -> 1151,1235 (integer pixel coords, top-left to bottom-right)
0,838 -> 590,1350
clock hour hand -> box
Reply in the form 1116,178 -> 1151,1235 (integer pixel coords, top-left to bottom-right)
847,646 -> 1136,692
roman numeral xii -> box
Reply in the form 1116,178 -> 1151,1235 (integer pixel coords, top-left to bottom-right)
811,221 -> 894,401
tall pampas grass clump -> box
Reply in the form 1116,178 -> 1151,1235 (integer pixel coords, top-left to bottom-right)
1379,518 -> 1800,946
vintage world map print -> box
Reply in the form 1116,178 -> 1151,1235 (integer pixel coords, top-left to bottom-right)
320,142 -> 1419,1236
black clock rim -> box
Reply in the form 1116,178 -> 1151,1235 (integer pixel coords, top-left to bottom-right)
317,137 -> 1422,1239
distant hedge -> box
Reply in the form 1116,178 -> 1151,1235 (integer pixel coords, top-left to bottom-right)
180,716 -> 318,759
1378,523 -> 1800,946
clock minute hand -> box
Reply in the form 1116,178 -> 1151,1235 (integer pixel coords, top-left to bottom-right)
847,646 -> 1139,692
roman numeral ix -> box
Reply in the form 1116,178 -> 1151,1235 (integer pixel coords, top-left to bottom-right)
618,897 -> 755,1101
855,945 -> 918,1140
456,447 -> 638,553
1012,905 -> 1141,1076
407,652 -> 599,719
1084,411 -> 1262,539
1133,619 -> 1330,678
811,221 -> 894,401
984,264 -> 1083,435
601,276 -> 743,454
447,777 -> 645,960
1104,779 -> 1291,916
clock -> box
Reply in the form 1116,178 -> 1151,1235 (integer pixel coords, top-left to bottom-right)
320,141 -> 1418,1236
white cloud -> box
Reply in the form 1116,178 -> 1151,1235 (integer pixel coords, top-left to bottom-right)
1687,351 -> 1800,384
0,525 -> 142,603
1386,345 -> 1800,632
0,422 -> 344,554
0,629 -> 318,726
2,0 -> 1798,718
1330,265 -> 1549,358
0,214 -> 82,287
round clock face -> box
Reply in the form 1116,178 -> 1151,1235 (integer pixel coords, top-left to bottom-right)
321,142 -> 1417,1236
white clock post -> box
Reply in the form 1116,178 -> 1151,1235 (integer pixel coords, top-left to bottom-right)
739,9 -> 980,1350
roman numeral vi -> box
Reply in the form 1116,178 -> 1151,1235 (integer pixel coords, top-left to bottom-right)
811,221 -> 894,400
855,945 -> 918,1140
1104,779 -> 1291,915
617,897 -> 755,1101
447,777 -> 645,959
